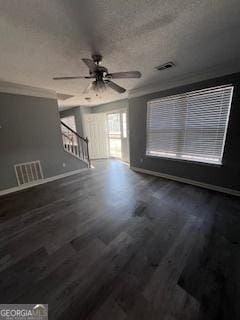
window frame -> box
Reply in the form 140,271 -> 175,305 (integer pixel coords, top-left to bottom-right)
145,85 -> 234,166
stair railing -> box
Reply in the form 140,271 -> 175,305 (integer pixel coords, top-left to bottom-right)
60,121 -> 90,168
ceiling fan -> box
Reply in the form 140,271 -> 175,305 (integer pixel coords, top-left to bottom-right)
53,54 -> 141,94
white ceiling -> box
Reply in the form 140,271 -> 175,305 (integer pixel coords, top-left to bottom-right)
0,0 -> 240,109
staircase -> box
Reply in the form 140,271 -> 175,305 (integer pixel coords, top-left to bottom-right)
60,121 -> 91,167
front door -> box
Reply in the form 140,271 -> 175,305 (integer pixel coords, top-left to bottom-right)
83,113 -> 109,159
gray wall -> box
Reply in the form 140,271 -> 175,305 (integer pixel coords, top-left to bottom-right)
0,93 -> 87,191
91,99 -> 128,113
129,72 -> 240,191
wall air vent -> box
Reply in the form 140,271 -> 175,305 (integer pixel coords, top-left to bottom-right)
155,62 -> 175,71
14,160 -> 44,186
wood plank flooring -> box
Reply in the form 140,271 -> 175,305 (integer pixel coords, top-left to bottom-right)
0,159 -> 240,319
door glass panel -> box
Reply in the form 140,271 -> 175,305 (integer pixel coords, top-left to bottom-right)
107,113 -> 121,158
109,138 -> 122,158
107,111 -> 128,160
108,113 -> 121,135
122,113 -> 127,138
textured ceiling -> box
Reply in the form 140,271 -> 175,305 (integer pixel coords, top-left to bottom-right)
0,0 -> 240,108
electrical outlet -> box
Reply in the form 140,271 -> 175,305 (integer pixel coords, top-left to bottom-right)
62,163 -> 66,167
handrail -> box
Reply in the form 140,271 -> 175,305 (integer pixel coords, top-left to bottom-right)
60,120 -> 90,167
60,121 -> 87,142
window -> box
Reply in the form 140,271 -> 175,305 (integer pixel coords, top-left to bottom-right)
107,113 -> 121,158
146,85 -> 233,165
61,115 -> 76,131
122,112 -> 127,138
61,115 -> 77,145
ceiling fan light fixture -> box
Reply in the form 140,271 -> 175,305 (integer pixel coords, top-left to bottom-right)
92,79 -> 106,92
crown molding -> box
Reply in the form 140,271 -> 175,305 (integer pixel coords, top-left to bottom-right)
0,80 -> 57,99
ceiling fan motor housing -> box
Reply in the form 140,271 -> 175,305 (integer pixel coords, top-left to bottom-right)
92,54 -> 102,64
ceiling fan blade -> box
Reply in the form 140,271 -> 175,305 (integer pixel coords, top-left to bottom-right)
105,80 -> 126,93
106,71 -> 141,79
82,58 -> 97,72
53,76 -> 92,80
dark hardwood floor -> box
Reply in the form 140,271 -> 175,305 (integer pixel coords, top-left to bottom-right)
0,159 -> 240,320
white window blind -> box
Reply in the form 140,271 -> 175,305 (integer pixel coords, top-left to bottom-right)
146,85 -> 233,165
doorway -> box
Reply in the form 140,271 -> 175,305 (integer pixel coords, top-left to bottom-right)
107,110 -> 129,162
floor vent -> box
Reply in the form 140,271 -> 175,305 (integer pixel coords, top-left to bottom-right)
14,160 -> 44,186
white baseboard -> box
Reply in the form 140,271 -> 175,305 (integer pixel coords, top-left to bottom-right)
0,167 -> 90,197
131,166 -> 240,197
